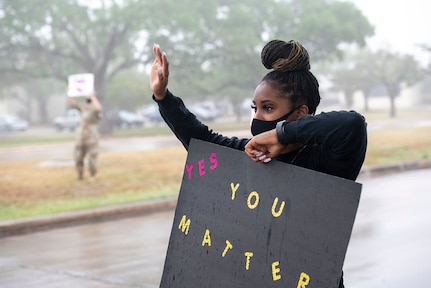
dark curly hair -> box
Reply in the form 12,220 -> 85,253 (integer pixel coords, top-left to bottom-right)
260,39 -> 321,114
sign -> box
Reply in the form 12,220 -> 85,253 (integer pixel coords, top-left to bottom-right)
161,139 -> 361,287
67,73 -> 94,97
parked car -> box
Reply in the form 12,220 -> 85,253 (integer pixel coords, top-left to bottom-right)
0,114 -> 29,132
142,105 -> 164,123
53,109 -> 80,131
189,104 -> 217,122
198,101 -> 222,118
115,110 -> 145,129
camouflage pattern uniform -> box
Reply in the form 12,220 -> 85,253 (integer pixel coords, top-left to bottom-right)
70,101 -> 102,180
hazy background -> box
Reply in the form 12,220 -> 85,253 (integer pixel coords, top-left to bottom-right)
353,0 -> 430,64
0,0 -> 430,133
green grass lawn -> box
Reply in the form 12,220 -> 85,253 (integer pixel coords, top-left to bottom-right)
1,110 -> 431,221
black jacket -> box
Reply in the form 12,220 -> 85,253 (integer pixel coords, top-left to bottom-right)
155,90 -> 367,287
155,90 -> 367,181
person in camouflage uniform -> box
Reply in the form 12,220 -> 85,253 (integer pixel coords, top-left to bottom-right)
68,91 -> 103,180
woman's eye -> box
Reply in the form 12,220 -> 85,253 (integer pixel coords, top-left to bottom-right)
263,105 -> 273,112
250,105 -> 257,112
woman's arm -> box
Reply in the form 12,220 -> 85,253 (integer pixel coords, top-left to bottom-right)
246,111 -> 367,164
149,45 -> 249,151
155,90 -> 249,151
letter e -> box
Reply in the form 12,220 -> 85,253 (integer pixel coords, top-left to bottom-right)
272,261 -> 282,281
198,159 -> 206,176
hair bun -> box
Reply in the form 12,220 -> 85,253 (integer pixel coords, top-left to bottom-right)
261,39 -> 310,71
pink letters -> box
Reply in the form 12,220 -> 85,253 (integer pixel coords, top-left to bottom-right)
185,164 -> 194,180
198,159 -> 206,176
185,152 -> 218,180
210,153 -> 218,170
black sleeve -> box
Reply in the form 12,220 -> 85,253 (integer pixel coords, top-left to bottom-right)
154,90 -> 250,151
279,111 -> 368,180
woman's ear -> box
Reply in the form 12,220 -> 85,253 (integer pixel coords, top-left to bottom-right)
296,105 -> 309,117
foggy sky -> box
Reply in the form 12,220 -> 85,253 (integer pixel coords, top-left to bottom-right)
352,0 -> 430,65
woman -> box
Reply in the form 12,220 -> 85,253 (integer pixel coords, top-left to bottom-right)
150,39 -> 367,287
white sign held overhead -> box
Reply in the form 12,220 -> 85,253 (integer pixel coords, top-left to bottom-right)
67,73 -> 94,97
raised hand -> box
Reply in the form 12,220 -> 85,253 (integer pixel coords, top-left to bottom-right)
150,44 -> 169,100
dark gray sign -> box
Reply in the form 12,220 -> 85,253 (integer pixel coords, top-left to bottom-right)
160,139 -> 361,287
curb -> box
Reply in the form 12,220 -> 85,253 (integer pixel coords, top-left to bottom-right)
1,159 -> 431,238
0,198 -> 177,238
358,158 -> 431,178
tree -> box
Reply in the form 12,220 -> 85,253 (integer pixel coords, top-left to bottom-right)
329,50 -> 379,111
0,0 -> 374,128
330,49 -> 423,117
0,0 -> 152,131
364,50 -> 423,117
330,68 -> 361,109
420,44 -> 431,75
144,0 -> 374,120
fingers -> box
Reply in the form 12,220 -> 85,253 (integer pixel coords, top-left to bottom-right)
153,43 -> 162,59
152,44 -> 163,73
151,44 -> 169,99
245,138 -> 273,163
153,44 -> 168,69
254,151 -> 272,163
245,147 -> 272,163
161,52 -> 169,78
153,44 -> 169,83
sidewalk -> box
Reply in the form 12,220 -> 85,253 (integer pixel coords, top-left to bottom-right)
1,158 -> 431,238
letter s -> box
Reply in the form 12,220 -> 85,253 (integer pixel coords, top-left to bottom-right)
209,152 -> 218,170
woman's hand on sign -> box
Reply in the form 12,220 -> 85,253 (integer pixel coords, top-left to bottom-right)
150,44 -> 169,100
245,129 -> 283,163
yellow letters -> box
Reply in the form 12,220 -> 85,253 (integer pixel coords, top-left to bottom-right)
230,183 -> 240,200
222,240 -> 233,257
244,252 -> 254,270
202,229 -> 211,246
178,215 -> 191,235
297,272 -> 310,288
271,197 -> 285,218
247,191 -> 260,209
271,261 -> 282,281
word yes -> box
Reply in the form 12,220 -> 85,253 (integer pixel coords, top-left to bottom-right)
185,152 -> 218,179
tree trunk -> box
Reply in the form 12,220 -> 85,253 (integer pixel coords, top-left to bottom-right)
37,97 -> 49,124
363,92 -> 370,112
345,93 -> 353,109
389,94 -> 396,118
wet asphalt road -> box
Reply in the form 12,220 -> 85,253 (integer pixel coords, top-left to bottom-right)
2,117 -> 431,162
0,168 -> 430,287
0,134 -> 181,162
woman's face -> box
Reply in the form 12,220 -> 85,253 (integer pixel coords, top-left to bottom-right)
251,82 -> 295,121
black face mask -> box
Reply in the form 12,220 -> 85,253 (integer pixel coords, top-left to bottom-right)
250,108 -> 297,136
